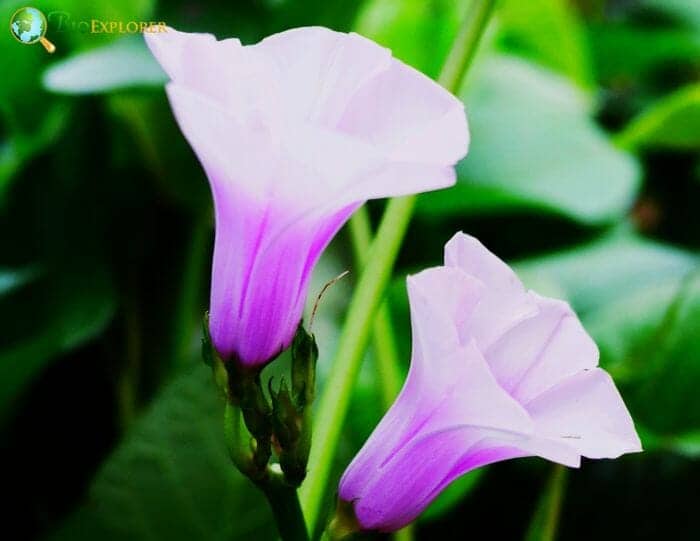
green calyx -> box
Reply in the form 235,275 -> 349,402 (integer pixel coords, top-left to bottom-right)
292,326 -> 318,408
326,499 -> 361,541
202,315 -> 318,488
202,312 -> 272,478
271,325 -> 318,486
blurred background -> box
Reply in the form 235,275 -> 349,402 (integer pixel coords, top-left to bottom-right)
1,0 -> 699,539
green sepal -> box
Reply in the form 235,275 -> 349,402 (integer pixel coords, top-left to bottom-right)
202,312 -> 273,479
268,323 -> 318,486
201,312 -> 230,400
201,312 -> 214,368
291,324 -> 318,408
225,363 -> 272,475
327,498 -> 361,541
270,378 -> 301,449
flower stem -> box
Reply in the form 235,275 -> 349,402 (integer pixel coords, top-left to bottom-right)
395,527 -> 415,541
348,208 -> 403,406
300,0 -> 496,533
224,404 -> 310,541
258,475 -> 310,541
437,0 -> 496,92
524,465 -> 568,541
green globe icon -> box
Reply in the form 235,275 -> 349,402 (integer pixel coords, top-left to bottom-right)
9,6 -> 55,52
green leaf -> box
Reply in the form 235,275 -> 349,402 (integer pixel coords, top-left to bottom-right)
637,426 -> 700,459
622,273 -> 700,436
43,36 -> 167,95
0,104 -> 69,203
418,55 -> 641,224
0,261 -> 116,420
354,0 -> 467,78
497,0 -> 592,87
515,230 -> 698,314
268,0 -> 368,34
421,469 -> 485,522
0,3 -> 71,200
105,94 -> 211,212
46,366 -> 275,541
616,84 -> 700,150
587,23 -> 700,82
641,0 -> 700,29
585,279 -> 685,382
669,431 -> 700,458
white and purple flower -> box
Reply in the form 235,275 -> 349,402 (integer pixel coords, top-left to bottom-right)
339,233 -> 641,531
145,26 -> 469,366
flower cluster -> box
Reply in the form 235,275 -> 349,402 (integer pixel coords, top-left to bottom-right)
147,25 -> 640,538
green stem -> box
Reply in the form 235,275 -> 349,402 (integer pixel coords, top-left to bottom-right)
259,476 -> 310,541
371,303 -> 403,405
395,527 -> 416,541
525,465 -> 567,541
437,0 -> 496,91
300,0 -> 496,532
224,404 -> 253,476
348,208 -> 403,406
226,365 -> 273,475
224,404 -> 309,541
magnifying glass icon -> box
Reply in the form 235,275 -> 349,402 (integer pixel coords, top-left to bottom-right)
10,7 -> 56,53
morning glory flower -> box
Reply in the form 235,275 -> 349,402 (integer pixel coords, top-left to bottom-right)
145,26 -> 468,367
339,232 -> 641,531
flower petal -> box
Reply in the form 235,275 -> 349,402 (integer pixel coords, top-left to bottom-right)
526,368 -> 642,459
351,426 -> 524,531
254,27 -> 392,126
165,83 -> 278,202
144,27 -> 223,86
152,27 -> 467,217
294,135 -> 459,211
256,27 -> 468,206
230,205 -> 357,364
340,338 -> 533,518
210,194 -> 356,364
339,57 -> 469,165
407,267 -> 484,357
444,232 -> 539,348
146,27 -> 281,124
486,294 -> 599,404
